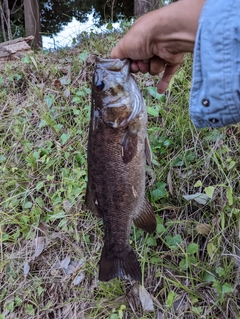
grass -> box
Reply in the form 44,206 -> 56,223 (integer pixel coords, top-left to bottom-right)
0,28 -> 240,319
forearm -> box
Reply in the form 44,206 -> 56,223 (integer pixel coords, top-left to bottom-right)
146,0 -> 206,55
111,0 -> 206,60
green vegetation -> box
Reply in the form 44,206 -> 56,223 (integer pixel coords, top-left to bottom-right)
0,30 -> 240,319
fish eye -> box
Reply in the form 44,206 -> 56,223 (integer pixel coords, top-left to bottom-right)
96,81 -> 105,91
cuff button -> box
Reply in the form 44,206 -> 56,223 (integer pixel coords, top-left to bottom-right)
202,99 -> 210,107
209,118 -> 219,123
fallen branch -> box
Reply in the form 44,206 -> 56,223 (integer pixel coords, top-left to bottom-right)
0,35 -> 34,62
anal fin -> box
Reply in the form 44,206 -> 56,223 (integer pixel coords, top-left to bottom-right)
133,196 -> 156,233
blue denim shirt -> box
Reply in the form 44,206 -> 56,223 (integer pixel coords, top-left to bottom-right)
190,0 -> 240,128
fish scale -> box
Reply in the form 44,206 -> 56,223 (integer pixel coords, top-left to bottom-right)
86,57 -> 156,282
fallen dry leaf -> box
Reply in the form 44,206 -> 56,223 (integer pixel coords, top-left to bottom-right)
61,256 -> 71,269
38,222 -> 49,234
54,79 -> 61,88
73,272 -> 85,285
59,76 -> 71,85
63,88 -> 70,98
195,223 -> 211,236
23,262 -> 30,278
64,261 -> 78,275
175,169 -> 193,179
139,285 -> 154,312
156,309 -> 166,319
34,236 -> 46,257
183,193 -> 209,205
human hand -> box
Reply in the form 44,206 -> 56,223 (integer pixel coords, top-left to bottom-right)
115,56 -> 184,94
111,0 -> 205,92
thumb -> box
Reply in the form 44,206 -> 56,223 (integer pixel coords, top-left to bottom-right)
110,40 -> 128,59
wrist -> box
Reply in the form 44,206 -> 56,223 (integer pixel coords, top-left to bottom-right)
150,0 -> 206,54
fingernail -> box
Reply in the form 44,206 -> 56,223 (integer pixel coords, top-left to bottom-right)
157,83 -> 165,94
131,66 -> 139,73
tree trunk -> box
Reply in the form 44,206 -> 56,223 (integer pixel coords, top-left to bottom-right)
23,0 -> 42,49
134,0 -> 162,17
0,0 -> 12,42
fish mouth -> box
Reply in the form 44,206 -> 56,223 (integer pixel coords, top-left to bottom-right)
96,57 -> 130,73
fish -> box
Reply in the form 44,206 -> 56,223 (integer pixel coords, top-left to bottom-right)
86,57 -> 156,282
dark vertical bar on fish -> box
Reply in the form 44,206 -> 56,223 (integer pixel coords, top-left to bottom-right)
86,57 -> 156,282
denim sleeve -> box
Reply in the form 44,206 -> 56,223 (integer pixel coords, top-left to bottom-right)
190,0 -> 240,129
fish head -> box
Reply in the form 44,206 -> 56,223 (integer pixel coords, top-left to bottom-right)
92,57 -> 142,128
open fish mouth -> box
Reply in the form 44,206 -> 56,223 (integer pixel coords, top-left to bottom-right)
95,57 -> 130,72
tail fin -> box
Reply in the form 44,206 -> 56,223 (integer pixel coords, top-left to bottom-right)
99,245 -> 141,282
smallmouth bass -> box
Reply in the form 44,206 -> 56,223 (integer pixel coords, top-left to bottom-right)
86,57 -> 156,282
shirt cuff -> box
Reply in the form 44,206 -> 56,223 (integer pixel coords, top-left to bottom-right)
190,0 -> 240,129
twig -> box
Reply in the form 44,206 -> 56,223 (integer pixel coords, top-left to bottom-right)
10,0 -> 21,14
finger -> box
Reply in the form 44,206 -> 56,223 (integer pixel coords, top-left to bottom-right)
149,56 -> 166,76
136,60 -> 150,73
130,61 -> 140,73
157,64 -> 181,93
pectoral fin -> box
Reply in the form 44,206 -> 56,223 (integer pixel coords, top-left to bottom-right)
133,196 -> 156,233
121,124 -> 139,164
